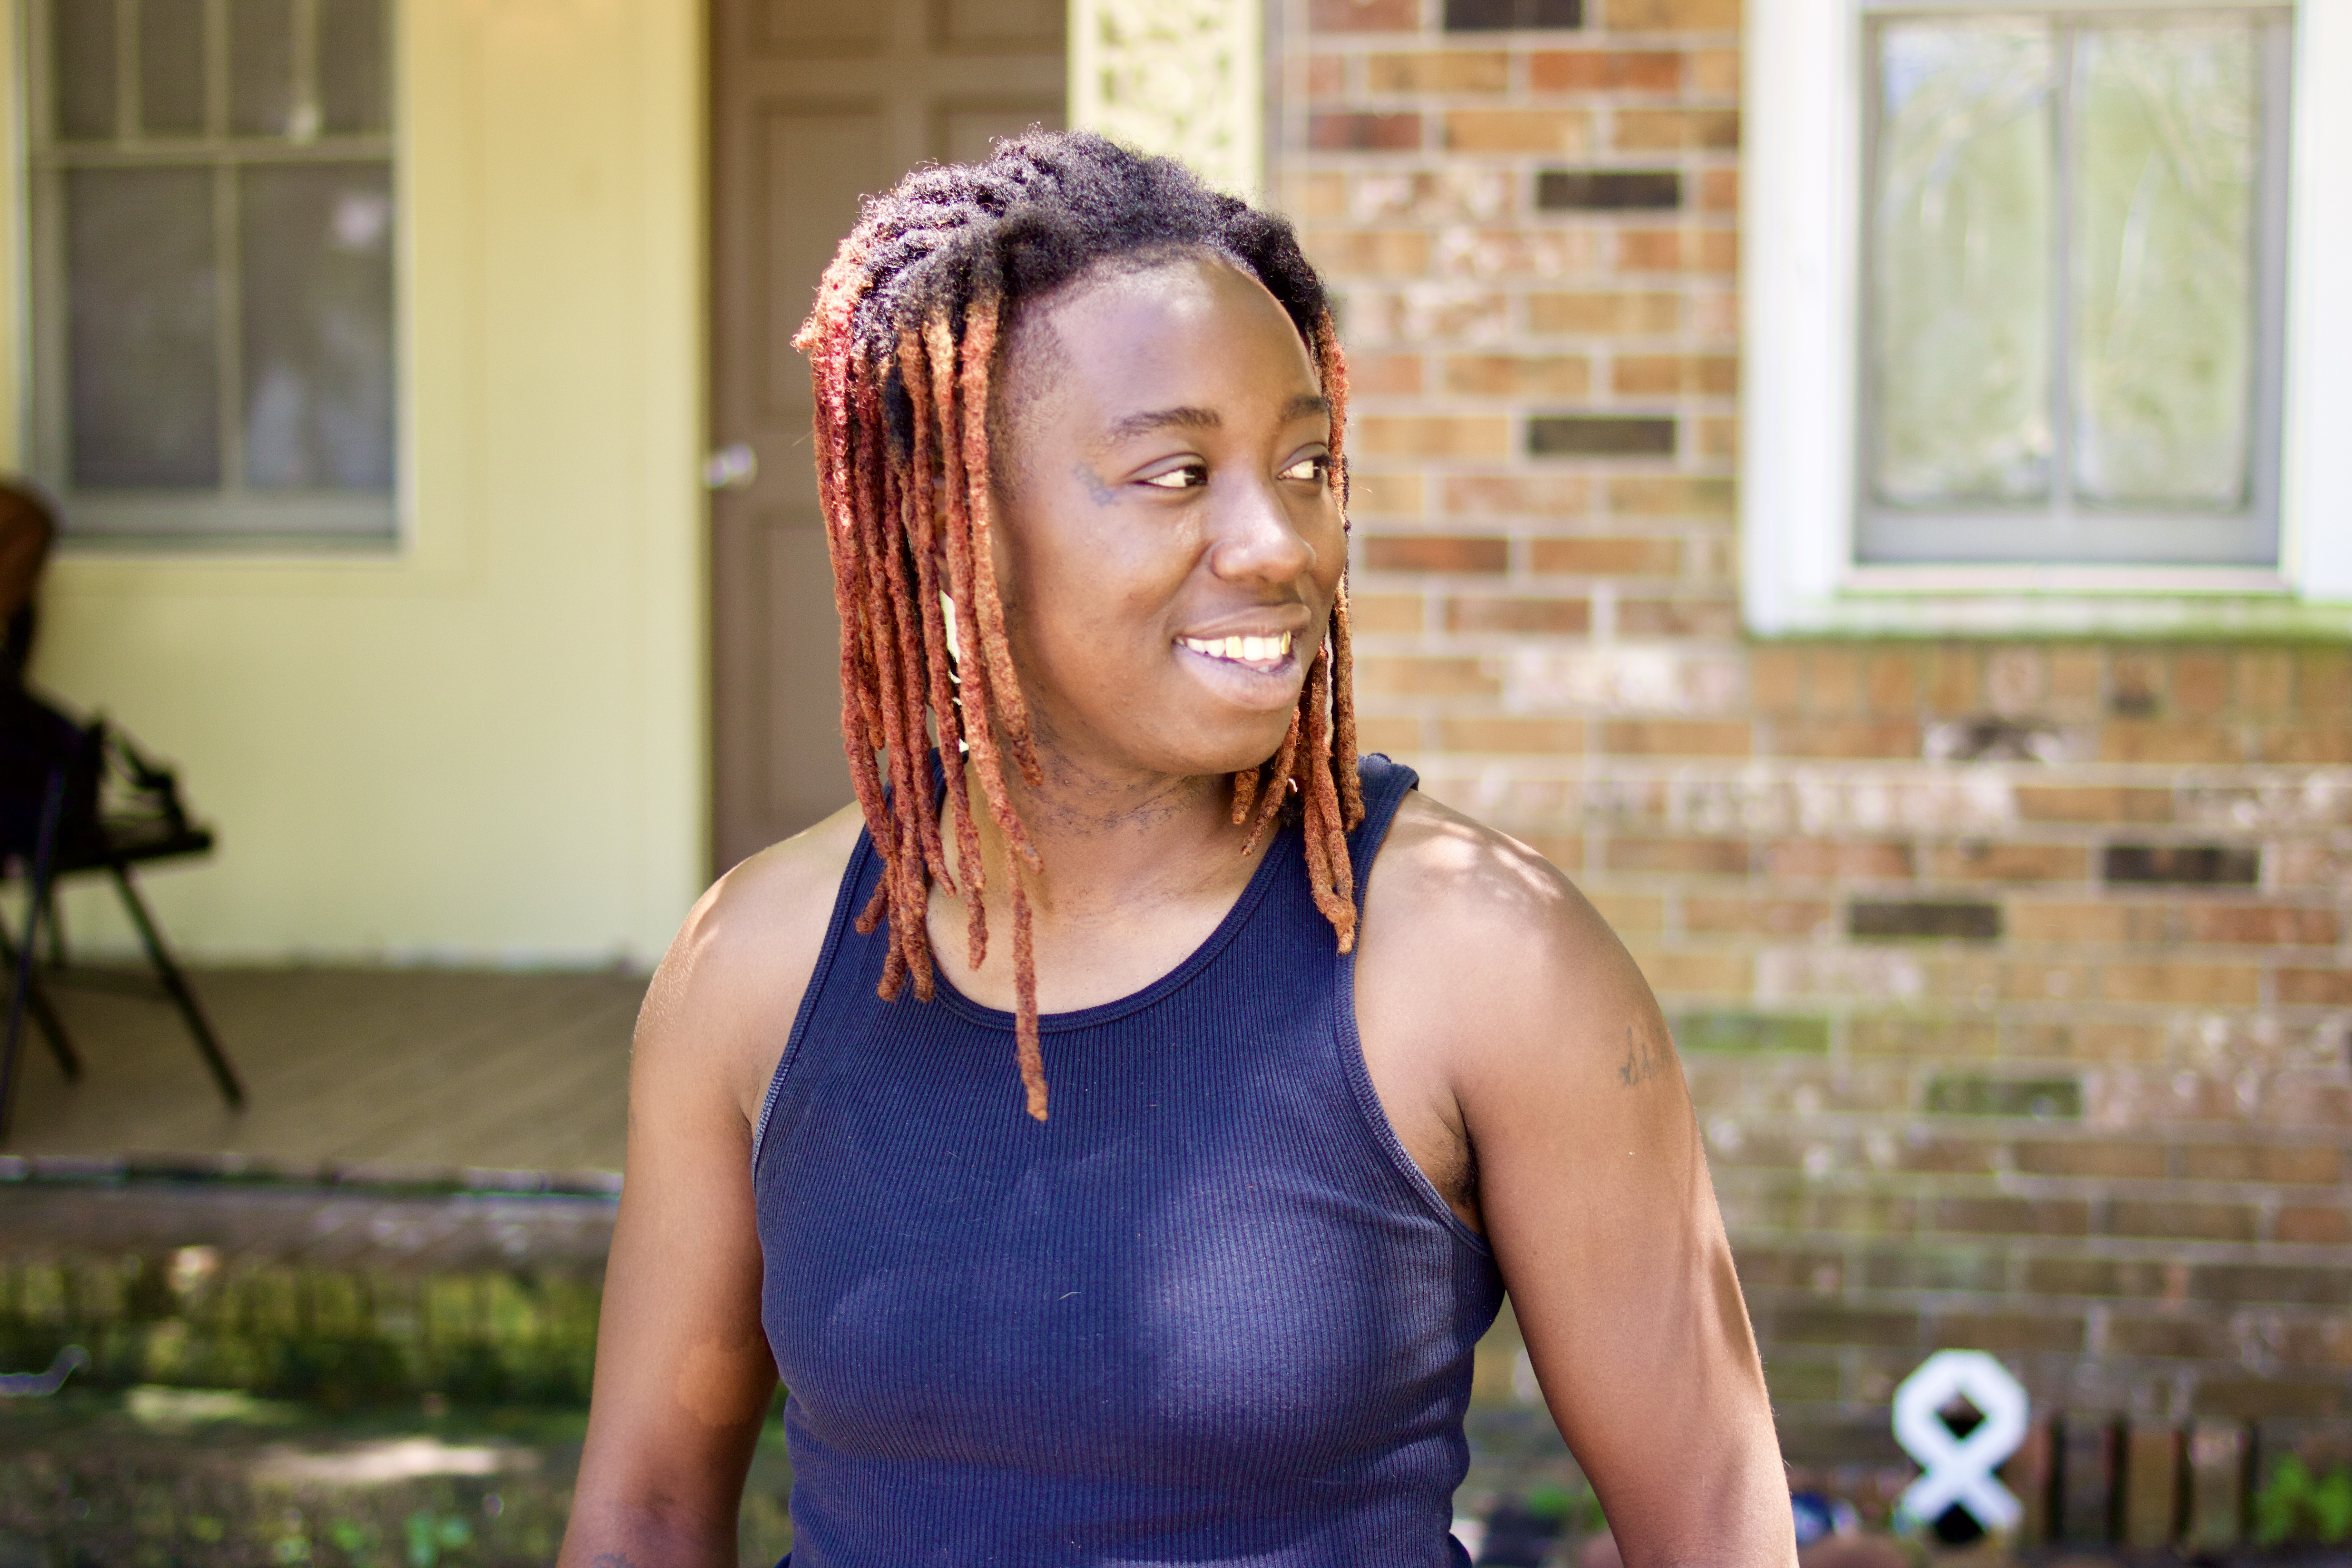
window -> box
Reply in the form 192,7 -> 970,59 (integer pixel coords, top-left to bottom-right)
1861,10 -> 2289,567
25,0 -> 397,547
1742,0 -> 2352,636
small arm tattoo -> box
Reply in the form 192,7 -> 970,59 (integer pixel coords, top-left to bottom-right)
1618,1023 -> 1667,1089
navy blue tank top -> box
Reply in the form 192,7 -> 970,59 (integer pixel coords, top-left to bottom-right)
752,756 -> 1504,1566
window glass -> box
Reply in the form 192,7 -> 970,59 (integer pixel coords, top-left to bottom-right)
240,164 -> 397,491
1870,22 -> 2053,506
139,0 -> 210,136
318,0 -> 391,135
2071,24 -> 2258,508
52,0 -> 118,142
64,168 -> 223,489
230,0 -> 298,137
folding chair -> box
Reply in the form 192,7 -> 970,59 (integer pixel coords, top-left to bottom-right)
0,715 -> 243,1136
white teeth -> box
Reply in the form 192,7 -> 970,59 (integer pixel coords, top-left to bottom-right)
1181,632 -> 1294,663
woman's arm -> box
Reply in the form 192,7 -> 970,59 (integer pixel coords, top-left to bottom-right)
559,813 -> 862,1568
1358,799 -> 1793,1568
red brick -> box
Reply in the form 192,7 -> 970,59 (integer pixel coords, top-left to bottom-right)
1611,353 -> 1737,395
1771,720 -> 1920,760
2014,1141 -> 2166,1180
1529,535 -> 1679,574
2298,650 -> 2352,713
1444,595 -> 1591,633
1588,890 -> 1662,932
1927,843 -> 2088,883
1526,291 -> 1680,333
1306,229 -> 1431,275
1605,837 -> 1752,874
1612,108 -> 1739,150
2236,650 -> 2294,710
1601,720 -> 1750,757
2180,905 -> 2338,946
1309,0 -> 1419,31
1434,716 -> 1585,753
1634,949 -> 1751,995
1367,50 -> 1511,93
1749,649 -> 1802,713
2279,968 -> 2352,1005
1683,896 -> 1833,936
2111,1201 -> 2259,1243
1444,475 -> 1590,515
2097,722 -> 2241,764
1617,227 -> 1738,273
1305,54 -> 1346,99
1696,167 -> 1737,211
1933,1312 -> 2084,1354
1863,652 -> 1916,713
2173,651 -> 2231,714
1616,597 -> 1738,638
2260,728 -> 2352,764
1520,835 -> 1585,872
1349,473 -> 1422,514
2014,786 -> 2174,824
1529,49 -> 1681,92
1346,352 -> 1423,396
1688,47 -> 1739,92
2111,650 -> 2164,712
1850,1017 -> 1999,1060
1353,656 -> 1499,697
1926,646 -> 1979,712
2276,1207 -> 2352,1245
1363,535 -> 1508,573
1607,0 -> 1741,28
1445,109 -> 1592,153
1347,592 -> 1422,634
2049,647 -> 2103,715
1763,841 -> 1913,880
2180,1143 -> 2342,1184
1355,416 -> 1510,458
1442,354 -> 1590,397
1354,715 -> 1422,752
2099,962 -> 2260,1007
2108,1318 -> 2235,1359
1309,113 -> 1422,152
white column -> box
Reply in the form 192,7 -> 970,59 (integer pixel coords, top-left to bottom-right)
1068,0 -> 1264,199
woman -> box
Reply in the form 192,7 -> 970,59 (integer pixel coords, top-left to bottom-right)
561,132 -> 1791,1568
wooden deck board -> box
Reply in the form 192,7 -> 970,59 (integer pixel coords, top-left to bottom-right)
0,967 -> 641,1175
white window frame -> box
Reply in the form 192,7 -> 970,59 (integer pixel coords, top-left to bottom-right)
1741,0 -> 2352,637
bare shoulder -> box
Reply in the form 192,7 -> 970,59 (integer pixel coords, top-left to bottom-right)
634,802 -> 868,1127
1356,792 -> 1668,1101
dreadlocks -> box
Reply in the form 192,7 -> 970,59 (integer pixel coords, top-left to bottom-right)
793,130 -> 1363,1122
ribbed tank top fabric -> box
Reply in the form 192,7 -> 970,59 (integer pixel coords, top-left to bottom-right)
751,755 -> 1504,1568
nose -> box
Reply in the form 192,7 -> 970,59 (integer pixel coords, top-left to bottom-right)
1206,470 -> 1317,586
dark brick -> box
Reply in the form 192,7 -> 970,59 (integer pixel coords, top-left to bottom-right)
2193,1264 -> 2352,1308
2110,1201 -> 2259,1243
1535,169 -> 1681,210
1849,900 -> 2002,941
2107,1316 -> 2235,1360
1308,113 -> 1422,151
1934,1196 -> 2090,1237
2103,843 -> 2260,887
1926,1076 -> 2082,1120
2193,1380 -> 2347,1420
1776,1308 -> 1920,1348
2014,1140 -> 2166,1180
1674,1011 -> 1828,1054
1933,1311 -> 2084,1354
1445,0 -> 1582,28
1860,1250 -> 2008,1292
1528,415 -> 1675,457
1312,0 -> 1420,28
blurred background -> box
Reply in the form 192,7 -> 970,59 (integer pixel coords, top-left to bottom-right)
0,0 -> 2345,1563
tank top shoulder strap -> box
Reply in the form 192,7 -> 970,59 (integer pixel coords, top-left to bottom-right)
1345,753 -> 1420,912
750,822 -> 882,1168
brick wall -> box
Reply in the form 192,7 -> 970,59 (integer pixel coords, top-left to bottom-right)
1280,0 -> 2352,1458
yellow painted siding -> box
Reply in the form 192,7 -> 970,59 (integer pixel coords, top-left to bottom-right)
5,0 -> 706,965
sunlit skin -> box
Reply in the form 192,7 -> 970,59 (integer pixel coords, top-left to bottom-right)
559,254 -> 1794,1568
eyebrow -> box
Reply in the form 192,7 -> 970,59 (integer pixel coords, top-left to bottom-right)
1103,394 -> 1333,441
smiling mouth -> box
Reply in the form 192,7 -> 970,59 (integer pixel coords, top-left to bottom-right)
1179,632 -> 1295,665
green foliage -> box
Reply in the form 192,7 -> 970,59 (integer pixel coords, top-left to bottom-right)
2255,1455 -> 2352,1546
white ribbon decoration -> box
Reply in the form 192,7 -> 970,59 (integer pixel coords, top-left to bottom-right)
1892,1350 -> 2030,1532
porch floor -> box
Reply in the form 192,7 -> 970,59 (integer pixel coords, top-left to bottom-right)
0,967 -> 640,1176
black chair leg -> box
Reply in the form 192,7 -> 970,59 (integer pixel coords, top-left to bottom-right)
0,917 -> 80,1082
108,861 -> 242,1108
0,771 -> 65,1138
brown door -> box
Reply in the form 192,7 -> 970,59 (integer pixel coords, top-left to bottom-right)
709,0 -> 1065,873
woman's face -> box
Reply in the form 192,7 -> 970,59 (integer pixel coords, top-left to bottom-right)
991,251 -> 1345,784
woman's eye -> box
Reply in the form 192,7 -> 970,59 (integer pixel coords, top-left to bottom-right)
1279,455 -> 1330,483
1140,465 -> 1205,490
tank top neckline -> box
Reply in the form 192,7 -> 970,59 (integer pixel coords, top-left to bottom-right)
924,811 -> 1299,1036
